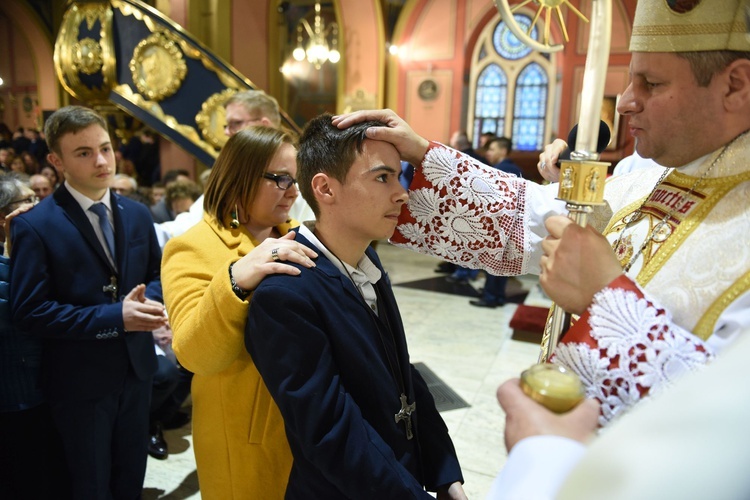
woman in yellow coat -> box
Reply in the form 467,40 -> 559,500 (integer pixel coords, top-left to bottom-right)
161,127 -> 317,498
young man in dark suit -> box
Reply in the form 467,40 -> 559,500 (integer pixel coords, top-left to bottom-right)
10,105 -> 167,499
245,114 -> 465,499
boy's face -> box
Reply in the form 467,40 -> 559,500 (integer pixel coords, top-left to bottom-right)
47,124 -> 115,200
332,140 -> 408,245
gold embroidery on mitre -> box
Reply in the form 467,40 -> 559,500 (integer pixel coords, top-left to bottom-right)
630,0 -> 750,53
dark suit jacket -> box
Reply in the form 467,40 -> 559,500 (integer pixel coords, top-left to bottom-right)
494,158 -> 523,178
10,184 -> 161,402
246,233 -> 462,499
149,199 -> 174,223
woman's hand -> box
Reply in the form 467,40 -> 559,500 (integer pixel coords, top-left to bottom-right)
231,231 -> 318,292
4,202 -> 36,257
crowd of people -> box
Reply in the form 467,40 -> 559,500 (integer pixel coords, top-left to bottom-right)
1,0 -> 749,498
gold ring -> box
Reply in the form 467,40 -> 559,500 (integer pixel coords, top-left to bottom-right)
271,248 -> 280,262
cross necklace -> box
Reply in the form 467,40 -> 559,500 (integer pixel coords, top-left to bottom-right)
330,249 -> 416,440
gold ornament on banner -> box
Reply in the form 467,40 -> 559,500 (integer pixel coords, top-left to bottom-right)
72,38 -> 104,75
195,89 -> 238,150
129,32 -> 187,101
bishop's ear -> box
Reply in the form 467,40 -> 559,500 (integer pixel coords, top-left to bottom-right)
723,58 -> 750,110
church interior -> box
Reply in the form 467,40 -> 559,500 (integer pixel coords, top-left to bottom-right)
1,0 -> 640,498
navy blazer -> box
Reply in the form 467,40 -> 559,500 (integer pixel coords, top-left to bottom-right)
246,233 -> 462,499
10,184 -> 161,402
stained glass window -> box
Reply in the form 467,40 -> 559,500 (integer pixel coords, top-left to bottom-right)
469,12 -> 554,151
493,15 -> 537,60
512,63 -> 548,150
473,64 -> 507,139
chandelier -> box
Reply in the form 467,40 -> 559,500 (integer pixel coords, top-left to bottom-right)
292,2 -> 340,69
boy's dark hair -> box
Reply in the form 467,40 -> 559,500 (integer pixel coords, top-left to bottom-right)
297,113 -> 384,217
162,169 -> 191,185
487,136 -> 513,154
44,106 -> 108,155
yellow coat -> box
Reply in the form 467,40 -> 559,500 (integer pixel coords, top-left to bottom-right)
161,213 -> 295,499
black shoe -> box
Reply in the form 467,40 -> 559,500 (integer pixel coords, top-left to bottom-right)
434,262 -> 455,274
148,424 -> 168,460
469,299 -> 504,308
446,275 -> 468,284
162,411 -> 190,430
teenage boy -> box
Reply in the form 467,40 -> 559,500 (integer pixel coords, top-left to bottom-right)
10,105 -> 166,499
245,114 -> 465,499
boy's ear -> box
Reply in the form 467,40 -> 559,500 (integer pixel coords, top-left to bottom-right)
47,152 -> 63,172
311,173 -> 335,207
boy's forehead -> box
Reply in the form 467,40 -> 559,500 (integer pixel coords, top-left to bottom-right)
58,124 -> 110,146
360,137 -> 399,160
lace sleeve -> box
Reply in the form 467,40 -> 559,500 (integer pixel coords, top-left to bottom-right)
391,142 -> 533,275
551,275 -> 715,426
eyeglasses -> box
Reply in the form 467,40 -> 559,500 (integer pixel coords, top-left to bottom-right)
8,195 -> 39,206
224,118 -> 263,134
263,172 -> 297,190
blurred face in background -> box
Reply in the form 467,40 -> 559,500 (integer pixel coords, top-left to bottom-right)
151,185 -> 166,204
10,157 -> 25,173
41,165 -> 59,186
30,174 -> 53,200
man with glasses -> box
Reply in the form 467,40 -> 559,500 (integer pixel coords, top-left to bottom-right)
224,90 -> 281,135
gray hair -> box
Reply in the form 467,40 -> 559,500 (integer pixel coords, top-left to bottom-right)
114,173 -> 138,191
0,174 -> 29,215
225,90 -> 281,128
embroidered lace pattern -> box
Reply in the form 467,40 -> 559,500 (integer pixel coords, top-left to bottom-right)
552,285 -> 714,426
393,143 -> 528,275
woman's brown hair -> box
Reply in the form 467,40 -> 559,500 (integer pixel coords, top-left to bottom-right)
203,126 -> 295,227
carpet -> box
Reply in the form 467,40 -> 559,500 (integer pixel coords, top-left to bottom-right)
509,304 -> 549,344
413,362 -> 470,412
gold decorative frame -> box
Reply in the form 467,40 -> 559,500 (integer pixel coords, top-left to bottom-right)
129,32 -> 187,101
195,88 -> 237,150
54,3 -> 116,104
72,37 -> 104,75
113,83 -> 219,160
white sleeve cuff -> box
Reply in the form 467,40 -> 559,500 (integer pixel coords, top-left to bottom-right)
486,436 -> 587,500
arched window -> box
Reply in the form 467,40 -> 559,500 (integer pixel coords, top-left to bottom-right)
473,64 -> 507,138
469,13 -> 555,151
